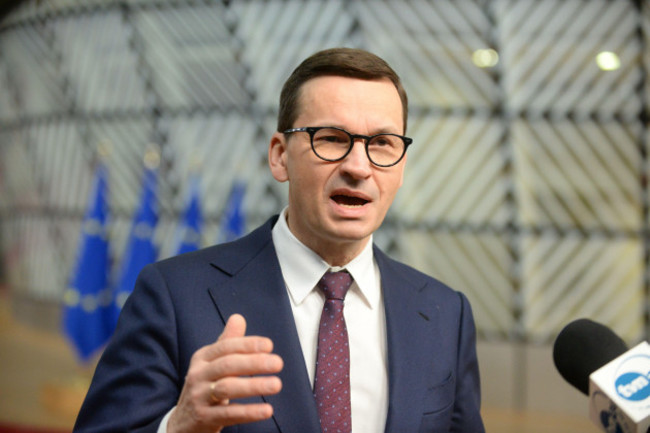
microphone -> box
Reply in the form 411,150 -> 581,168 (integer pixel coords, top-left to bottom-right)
553,318 -> 650,433
553,318 -> 628,395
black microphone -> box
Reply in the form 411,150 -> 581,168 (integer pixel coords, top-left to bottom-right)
553,318 -> 628,395
553,318 -> 650,433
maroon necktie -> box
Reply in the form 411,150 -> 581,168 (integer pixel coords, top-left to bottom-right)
314,271 -> 353,433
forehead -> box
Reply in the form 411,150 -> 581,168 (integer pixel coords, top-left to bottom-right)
295,76 -> 404,131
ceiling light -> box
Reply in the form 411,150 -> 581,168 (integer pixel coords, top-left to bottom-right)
472,48 -> 499,68
596,51 -> 620,71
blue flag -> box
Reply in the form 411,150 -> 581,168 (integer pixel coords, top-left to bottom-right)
218,181 -> 246,243
174,176 -> 203,255
63,162 -> 112,363
112,165 -> 159,327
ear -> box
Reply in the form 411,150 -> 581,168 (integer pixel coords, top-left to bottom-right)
268,132 -> 289,182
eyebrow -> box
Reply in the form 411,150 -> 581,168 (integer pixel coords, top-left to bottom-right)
321,124 -> 402,135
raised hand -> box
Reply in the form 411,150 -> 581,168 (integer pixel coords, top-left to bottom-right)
167,314 -> 283,433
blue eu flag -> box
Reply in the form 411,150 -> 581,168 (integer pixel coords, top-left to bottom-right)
218,181 -> 246,243
111,165 -> 159,327
174,176 -> 203,255
62,163 -> 112,363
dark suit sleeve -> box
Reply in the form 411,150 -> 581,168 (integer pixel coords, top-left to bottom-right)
451,292 -> 485,433
73,264 -> 181,432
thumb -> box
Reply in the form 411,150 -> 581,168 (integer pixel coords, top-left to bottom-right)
217,313 -> 247,341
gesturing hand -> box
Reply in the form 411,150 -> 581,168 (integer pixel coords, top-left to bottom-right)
167,314 -> 283,433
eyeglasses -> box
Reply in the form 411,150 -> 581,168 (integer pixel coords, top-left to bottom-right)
283,126 -> 412,167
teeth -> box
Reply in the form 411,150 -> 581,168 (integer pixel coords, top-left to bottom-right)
340,203 -> 363,208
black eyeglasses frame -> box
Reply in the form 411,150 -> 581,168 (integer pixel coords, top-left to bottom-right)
283,126 -> 412,168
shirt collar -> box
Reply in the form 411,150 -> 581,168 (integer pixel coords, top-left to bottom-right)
271,207 -> 379,308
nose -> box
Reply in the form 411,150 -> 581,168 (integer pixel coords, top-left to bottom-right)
339,139 -> 372,179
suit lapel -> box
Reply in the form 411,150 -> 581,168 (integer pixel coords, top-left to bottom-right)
376,249 -> 438,433
208,221 -> 321,433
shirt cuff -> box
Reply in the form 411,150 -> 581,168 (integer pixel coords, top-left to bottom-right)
157,406 -> 176,433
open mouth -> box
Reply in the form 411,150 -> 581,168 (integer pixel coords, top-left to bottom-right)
332,194 -> 369,208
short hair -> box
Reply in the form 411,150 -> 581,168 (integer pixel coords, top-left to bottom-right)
277,47 -> 409,133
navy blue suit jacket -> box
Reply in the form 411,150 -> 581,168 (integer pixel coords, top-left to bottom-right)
74,216 -> 485,432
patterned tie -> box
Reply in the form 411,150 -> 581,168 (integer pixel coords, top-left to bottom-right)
314,270 -> 353,433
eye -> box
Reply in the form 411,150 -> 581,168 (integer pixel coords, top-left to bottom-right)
369,135 -> 398,148
314,128 -> 349,145
323,134 -> 347,143
373,136 -> 391,146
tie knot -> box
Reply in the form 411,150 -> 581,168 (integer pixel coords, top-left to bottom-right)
318,271 -> 352,300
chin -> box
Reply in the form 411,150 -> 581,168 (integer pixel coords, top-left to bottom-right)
328,221 -> 376,243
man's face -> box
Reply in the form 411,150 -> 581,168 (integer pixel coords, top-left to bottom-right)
269,75 -> 406,261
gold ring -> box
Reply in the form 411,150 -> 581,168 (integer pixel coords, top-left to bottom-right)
209,381 -> 220,404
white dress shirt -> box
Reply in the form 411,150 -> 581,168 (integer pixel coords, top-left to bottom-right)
272,209 -> 388,432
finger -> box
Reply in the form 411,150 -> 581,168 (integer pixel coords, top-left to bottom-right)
207,352 -> 284,379
196,335 -> 275,363
207,402 -> 275,427
218,314 -> 247,341
208,380 -> 230,406
208,375 -> 283,402
194,313 -> 272,362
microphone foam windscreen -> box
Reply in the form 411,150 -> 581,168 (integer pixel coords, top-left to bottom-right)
553,318 -> 628,395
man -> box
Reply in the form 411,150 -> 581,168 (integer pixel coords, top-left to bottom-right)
74,47 -> 485,433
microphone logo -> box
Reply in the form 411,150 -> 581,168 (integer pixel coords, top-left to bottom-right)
613,354 -> 650,402
589,343 -> 650,432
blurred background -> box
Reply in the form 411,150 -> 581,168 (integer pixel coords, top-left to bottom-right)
1,0 -> 648,431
